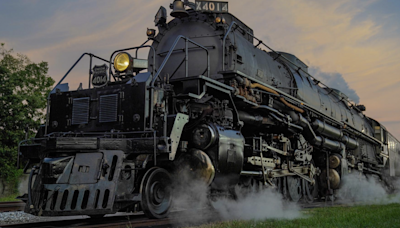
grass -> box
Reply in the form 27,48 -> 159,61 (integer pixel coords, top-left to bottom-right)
192,203 -> 400,228
0,192 -> 20,202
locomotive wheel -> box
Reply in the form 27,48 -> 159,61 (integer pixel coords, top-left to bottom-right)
287,176 -> 302,202
281,177 -> 290,199
140,167 -> 172,219
302,179 -> 318,203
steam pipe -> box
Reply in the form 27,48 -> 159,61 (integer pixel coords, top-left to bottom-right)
299,114 -> 359,151
250,83 -> 304,113
342,135 -> 358,150
238,111 -> 267,126
311,119 -> 358,150
238,109 -> 303,133
321,137 -> 345,152
269,113 -> 303,131
298,114 -> 318,139
240,170 -> 263,176
298,114 -> 345,152
312,119 -> 343,141
255,105 -> 286,118
234,77 -> 303,116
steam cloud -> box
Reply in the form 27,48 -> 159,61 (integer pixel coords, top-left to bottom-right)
211,187 -> 301,221
309,67 -> 360,104
336,172 -> 400,205
170,173 -> 301,226
169,168 -> 400,226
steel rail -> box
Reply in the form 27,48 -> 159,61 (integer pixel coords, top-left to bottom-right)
0,201 -> 25,212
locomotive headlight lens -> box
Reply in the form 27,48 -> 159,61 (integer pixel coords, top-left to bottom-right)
114,52 -> 132,72
147,28 -> 156,37
215,17 -> 226,24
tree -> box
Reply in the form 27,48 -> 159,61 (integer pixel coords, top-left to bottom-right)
0,43 -> 54,190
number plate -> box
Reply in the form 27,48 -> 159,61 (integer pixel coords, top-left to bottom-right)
195,1 -> 228,13
92,64 -> 109,87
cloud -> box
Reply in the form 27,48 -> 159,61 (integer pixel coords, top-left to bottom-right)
17,0 -> 164,89
309,67 -> 360,103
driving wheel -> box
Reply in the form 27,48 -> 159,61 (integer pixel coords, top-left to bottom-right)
302,179 -> 318,203
287,176 -> 302,202
140,167 -> 172,218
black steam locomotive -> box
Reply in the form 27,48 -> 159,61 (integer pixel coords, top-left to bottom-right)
19,0 -> 400,219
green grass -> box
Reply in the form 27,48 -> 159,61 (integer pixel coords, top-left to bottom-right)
0,192 -> 20,202
192,203 -> 400,228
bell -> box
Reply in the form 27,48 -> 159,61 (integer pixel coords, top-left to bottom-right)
170,0 -> 189,18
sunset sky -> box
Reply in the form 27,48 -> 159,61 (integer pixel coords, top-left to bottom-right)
1,0 -> 400,139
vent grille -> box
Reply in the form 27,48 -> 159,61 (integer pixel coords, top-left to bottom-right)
99,94 -> 118,123
72,97 -> 89,125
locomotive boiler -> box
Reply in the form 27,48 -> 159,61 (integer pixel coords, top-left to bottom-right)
19,0 -> 400,219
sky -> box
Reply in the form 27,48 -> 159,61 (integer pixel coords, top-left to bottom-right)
1,0 -> 400,139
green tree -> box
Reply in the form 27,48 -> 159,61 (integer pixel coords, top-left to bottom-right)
0,43 -> 54,193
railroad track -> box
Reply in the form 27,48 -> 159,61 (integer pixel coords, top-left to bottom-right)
0,200 -> 341,228
0,213 -> 174,228
0,208 -> 219,228
0,202 -> 25,213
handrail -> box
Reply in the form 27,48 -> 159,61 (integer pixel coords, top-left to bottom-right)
109,44 -> 156,80
49,53 -> 109,96
150,35 -> 210,87
136,39 -> 150,58
221,21 -> 358,107
148,35 -> 210,131
222,21 -> 238,72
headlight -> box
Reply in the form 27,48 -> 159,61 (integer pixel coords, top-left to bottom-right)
113,52 -> 132,72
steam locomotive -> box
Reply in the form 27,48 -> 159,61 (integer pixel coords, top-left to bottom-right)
19,0 -> 400,219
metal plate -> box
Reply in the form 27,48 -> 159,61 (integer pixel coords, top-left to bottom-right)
169,113 -> 189,160
195,1 -> 228,13
41,150 -> 124,215
69,153 -> 103,184
56,138 -> 98,150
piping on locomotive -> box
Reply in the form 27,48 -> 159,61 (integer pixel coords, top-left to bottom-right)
18,0 -> 400,218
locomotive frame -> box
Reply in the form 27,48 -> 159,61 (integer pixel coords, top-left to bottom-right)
19,0 -> 400,219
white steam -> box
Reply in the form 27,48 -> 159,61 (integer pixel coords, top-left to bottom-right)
169,169 -> 400,226
211,187 -> 301,221
170,173 -> 301,226
336,172 -> 400,205
170,177 -> 212,225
